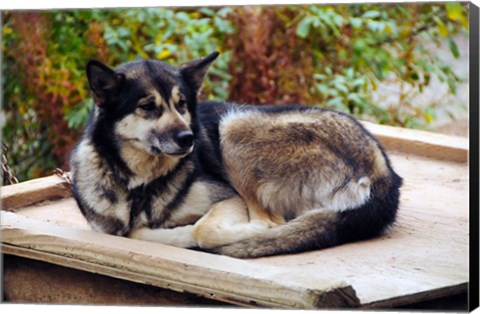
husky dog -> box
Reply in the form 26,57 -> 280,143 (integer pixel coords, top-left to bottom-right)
70,52 -> 236,247
70,52 -> 402,258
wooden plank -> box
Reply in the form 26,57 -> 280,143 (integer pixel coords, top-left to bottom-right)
8,198 -> 90,230
3,255 -> 227,306
362,284 -> 468,309
362,121 -> 468,162
1,175 -> 71,211
0,211 -> 360,309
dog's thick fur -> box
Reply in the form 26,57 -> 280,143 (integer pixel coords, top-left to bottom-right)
70,52 -> 402,258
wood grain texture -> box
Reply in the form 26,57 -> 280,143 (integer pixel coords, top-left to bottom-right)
1,211 -> 359,309
1,175 -> 72,211
3,255 -> 226,306
362,121 -> 468,162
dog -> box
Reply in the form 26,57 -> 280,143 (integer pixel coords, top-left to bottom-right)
70,51 -> 402,258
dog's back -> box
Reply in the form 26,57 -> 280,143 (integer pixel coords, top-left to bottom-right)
197,103 -> 402,258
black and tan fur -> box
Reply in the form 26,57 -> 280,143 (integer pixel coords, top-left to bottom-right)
193,104 -> 402,257
70,52 -> 402,258
70,52 -> 236,247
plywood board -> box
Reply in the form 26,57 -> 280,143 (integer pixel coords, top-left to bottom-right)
0,124 -> 469,308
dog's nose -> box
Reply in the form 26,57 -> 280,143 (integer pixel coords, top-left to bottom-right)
175,131 -> 194,149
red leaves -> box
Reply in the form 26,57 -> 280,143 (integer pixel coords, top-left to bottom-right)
227,7 -> 316,106
8,12 -> 76,172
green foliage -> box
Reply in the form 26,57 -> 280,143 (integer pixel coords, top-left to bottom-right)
2,3 -> 469,181
2,11 -> 101,180
295,3 -> 467,127
100,7 -> 234,100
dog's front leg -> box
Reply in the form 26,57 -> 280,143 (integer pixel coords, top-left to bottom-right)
192,196 -> 271,249
128,224 -> 197,248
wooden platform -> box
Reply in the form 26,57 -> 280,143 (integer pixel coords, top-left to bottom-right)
0,122 -> 470,309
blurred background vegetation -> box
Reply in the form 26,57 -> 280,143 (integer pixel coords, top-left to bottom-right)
1,3 -> 469,182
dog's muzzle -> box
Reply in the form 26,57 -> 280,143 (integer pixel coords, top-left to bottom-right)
174,130 -> 194,150
149,130 -> 194,156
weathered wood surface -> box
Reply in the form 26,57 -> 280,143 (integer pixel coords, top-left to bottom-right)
1,210 -> 358,309
1,175 -> 71,211
3,255 -> 227,306
362,121 -> 468,163
0,124 -> 469,308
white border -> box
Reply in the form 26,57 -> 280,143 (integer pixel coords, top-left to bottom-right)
1,0 -> 477,313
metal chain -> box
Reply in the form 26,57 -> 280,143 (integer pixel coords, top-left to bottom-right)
1,143 -> 19,185
53,168 -> 72,185
0,144 -> 72,186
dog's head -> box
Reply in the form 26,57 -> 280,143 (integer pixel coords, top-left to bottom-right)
86,52 -> 219,157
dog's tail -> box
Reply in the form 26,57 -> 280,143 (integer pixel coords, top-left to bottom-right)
213,185 -> 400,258
213,210 -> 339,258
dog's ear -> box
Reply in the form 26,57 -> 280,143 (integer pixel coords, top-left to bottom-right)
179,51 -> 219,96
86,60 -> 125,106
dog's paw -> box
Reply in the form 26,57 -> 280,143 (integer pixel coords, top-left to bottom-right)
128,225 -> 197,248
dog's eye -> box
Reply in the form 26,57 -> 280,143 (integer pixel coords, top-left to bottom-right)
176,100 -> 187,113
139,103 -> 156,111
